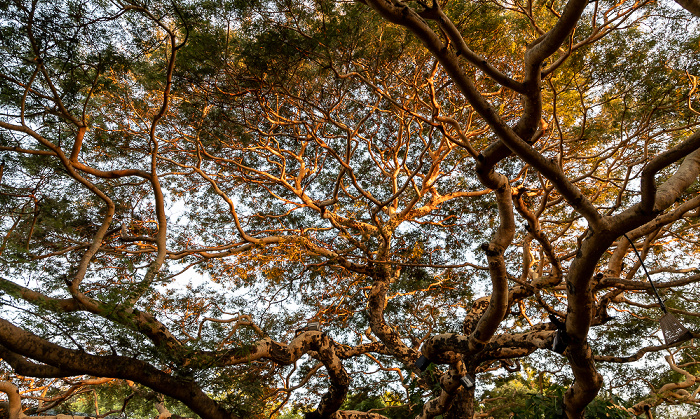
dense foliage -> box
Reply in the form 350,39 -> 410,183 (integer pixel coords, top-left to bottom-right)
0,0 -> 699,417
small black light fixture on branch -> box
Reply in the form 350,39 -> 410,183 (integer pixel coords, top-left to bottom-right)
459,373 -> 475,389
624,234 -> 693,345
415,355 -> 431,372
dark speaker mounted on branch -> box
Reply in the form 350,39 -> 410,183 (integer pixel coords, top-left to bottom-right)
548,314 -> 569,354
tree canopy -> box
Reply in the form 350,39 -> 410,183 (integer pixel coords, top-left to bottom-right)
0,0 -> 700,417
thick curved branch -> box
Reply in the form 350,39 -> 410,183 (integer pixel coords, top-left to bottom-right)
468,177 -> 513,348
0,345 -> 81,378
0,318 -> 236,419
366,278 -> 420,366
189,331 -> 352,417
561,231 -> 610,417
416,363 -> 467,419
640,131 -> 700,214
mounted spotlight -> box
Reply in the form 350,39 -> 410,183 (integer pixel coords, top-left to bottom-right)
415,355 -> 430,372
459,373 -> 475,389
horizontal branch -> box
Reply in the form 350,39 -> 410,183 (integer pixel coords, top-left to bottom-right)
0,318 -> 235,419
